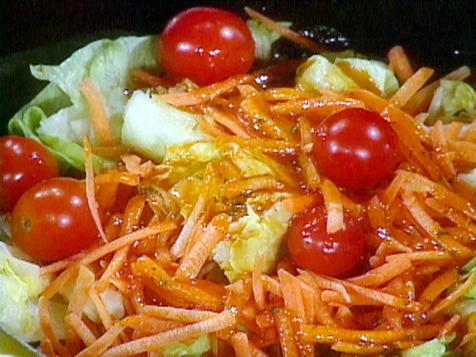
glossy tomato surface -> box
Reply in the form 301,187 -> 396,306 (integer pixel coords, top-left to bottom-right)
159,7 -> 255,85
11,178 -> 98,262
312,108 -> 400,190
287,206 -> 366,277
0,136 -> 58,213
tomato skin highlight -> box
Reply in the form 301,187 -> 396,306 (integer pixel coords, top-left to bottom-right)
287,206 -> 366,277
11,178 -> 99,262
159,7 -> 255,86
311,108 -> 401,190
0,136 -> 58,213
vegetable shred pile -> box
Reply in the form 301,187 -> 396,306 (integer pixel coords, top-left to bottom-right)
2,6 -> 476,357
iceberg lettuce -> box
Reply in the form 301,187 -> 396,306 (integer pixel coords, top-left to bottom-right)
121,91 -> 208,162
213,201 -> 293,281
0,242 -> 49,343
428,79 -> 476,124
247,19 -> 291,61
402,336 -> 454,357
8,36 -> 158,172
160,335 -> 211,357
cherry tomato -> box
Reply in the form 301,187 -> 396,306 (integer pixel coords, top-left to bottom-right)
0,136 -> 58,213
11,178 -> 98,262
159,7 -> 255,86
287,206 -> 366,277
311,108 -> 400,190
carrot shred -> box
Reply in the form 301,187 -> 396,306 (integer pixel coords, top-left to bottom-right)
331,341 -> 386,355
231,332 -> 253,357
347,256 -> 412,287
430,273 -> 476,317
245,7 -> 324,53
39,296 -> 69,356
252,250 -> 266,310
301,323 -> 442,345
41,264 -> 79,299
278,269 -> 306,320
84,137 -> 108,243
320,179 -> 344,234
102,310 -> 236,357
205,107 -> 251,138
222,176 -> 284,199
171,194 -> 207,259
80,78 -> 116,146
389,67 -> 434,108
142,306 -> 217,322
76,324 -> 124,357
388,45 -> 414,82
175,214 -> 229,279
274,309 -> 300,357
439,314 -> 461,338
65,314 -> 96,347
89,287 -> 113,329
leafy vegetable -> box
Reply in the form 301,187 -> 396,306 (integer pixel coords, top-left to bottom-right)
0,242 -> 49,343
334,57 -> 399,97
428,80 -> 476,124
0,328 -> 43,357
296,54 -> 357,93
247,19 -> 291,61
160,335 -> 211,357
121,91 -> 208,162
214,201 -> 293,281
8,36 -> 158,172
401,335 -> 455,357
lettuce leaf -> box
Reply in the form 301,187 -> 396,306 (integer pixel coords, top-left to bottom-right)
247,19 -> 291,61
121,91 -> 208,162
0,242 -> 49,343
428,80 -> 476,124
401,336 -> 455,357
160,335 -> 211,357
296,54 -> 357,93
8,36 -> 158,172
213,201 -> 293,281
334,57 -> 399,97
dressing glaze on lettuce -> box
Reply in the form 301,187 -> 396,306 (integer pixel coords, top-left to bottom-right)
8,36 -> 158,172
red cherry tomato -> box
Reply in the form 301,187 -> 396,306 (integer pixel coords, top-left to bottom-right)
311,108 -> 401,190
0,136 -> 58,213
11,178 -> 98,262
287,206 -> 366,277
159,7 -> 255,85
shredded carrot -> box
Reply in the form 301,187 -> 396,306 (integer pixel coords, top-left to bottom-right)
301,324 -> 442,345
245,7 -> 324,53
142,306 -> 217,322
222,176 -> 284,199
274,309 -> 300,357
320,179 -> 344,234
348,256 -> 412,287
41,264 -> 79,299
231,332 -> 253,357
430,273 -> 476,317
331,342 -> 386,355
65,314 -> 96,347
39,296 -> 69,356
131,69 -> 165,87
80,78 -> 116,146
103,310 -> 236,357
171,194 -> 207,259
205,107 -> 251,138
176,214 -> 229,279
67,265 -> 95,317
76,324 -> 124,357
389,67 -> 434,108
439,314 -> 461,338
388,45 -> 414,82
252,250 -> 266,310
84,137 -> 108,243
89,287 -> 113,329
278,269 -> 306,320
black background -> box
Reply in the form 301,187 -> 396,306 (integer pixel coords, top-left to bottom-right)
1,0 -> 476,129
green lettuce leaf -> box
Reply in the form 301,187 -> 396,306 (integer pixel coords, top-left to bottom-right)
213,201 -> 293,281
247,19 -> 291,61
8,36 -> 158,172
428,80 -> 476,124
296,54 -> 357,93
402,336 -> 455,357
160,335 -> 211,357
121,91 -> 208,162
334,57 -> 399,97
0,242 -> 49,343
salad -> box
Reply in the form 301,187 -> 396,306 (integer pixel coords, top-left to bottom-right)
1,5 -> 476,357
